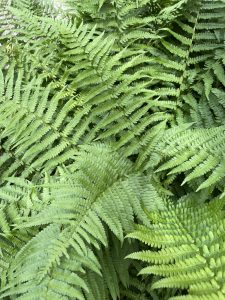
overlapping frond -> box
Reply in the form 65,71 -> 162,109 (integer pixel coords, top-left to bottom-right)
144,0 -> 225,126
0,0 -> 225,298
0,144 -> 164,299
64,0 -> 160,46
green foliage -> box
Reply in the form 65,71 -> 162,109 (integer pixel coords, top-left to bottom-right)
0,144 -> 164,299
0,0 -> 224,299
127,196 -> 225,299
154,125 -> 225,192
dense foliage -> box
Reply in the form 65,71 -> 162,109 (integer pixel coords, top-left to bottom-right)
0,0 -> 225,299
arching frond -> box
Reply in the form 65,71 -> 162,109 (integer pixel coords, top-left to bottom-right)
0,144 -> 164,299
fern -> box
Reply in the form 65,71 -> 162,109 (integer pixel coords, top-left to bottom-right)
152,125 -> 225,193
0,144 -> 164,299
0,18 -> 161,177
138,0 -> 225,126
127,195 -> 225,299
0,6 -> 178,179
0,0 -> 225,298
64,0 -> 165,46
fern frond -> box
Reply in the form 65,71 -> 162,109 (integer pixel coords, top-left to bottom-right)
0,144 -> 164,299
143,0 -> 225,127
154,125 -> 225,192
127,196 -> 225,299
